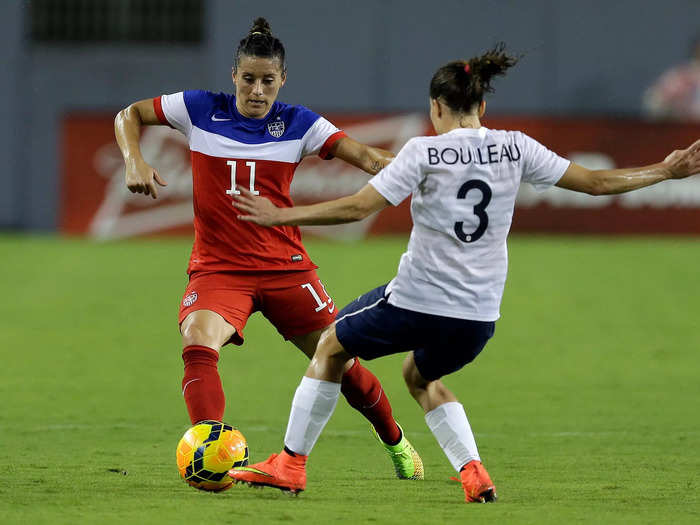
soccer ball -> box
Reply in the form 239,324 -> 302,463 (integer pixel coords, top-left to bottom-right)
176,420 -> 249,492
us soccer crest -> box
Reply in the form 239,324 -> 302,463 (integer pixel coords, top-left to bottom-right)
267,118 -> 285,138
182,291 -> 198,307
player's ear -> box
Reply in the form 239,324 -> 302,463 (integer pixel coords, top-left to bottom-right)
478,100 -> 486,117
280,70 -> 287,87
434,99 -> 444,118
429,98 -> 442,120
231,67 -> 237,86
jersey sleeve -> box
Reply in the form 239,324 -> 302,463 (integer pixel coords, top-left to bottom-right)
155,92 -> 193,137
518,132 -> 570,191
368,138 -> 422,206
300,116 -> 347,159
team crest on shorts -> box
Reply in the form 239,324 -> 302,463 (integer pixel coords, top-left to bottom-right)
182,291 -> 198,307
267,118 -> 285,138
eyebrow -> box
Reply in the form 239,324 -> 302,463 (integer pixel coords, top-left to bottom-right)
242,72 -> 277,77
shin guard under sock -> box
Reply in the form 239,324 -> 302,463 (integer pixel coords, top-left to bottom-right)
182,345 -> 225,424
340,359 -> 401,445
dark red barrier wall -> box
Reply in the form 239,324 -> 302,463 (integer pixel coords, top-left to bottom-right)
61,114 -> 700,238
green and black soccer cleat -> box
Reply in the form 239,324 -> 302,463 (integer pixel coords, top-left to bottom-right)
371,423 -> 424,480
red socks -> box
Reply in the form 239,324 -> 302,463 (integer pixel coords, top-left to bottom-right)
340,359 -> 401,445
182,345 -> 225,424
181,347 -> 399,447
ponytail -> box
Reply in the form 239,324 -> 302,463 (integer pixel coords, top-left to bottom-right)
430,43 -> 519,114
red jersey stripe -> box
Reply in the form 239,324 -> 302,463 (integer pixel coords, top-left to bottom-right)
153,96 -> 173,128
319,130 -> 347,159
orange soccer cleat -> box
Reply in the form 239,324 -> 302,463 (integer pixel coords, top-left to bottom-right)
453,460 -> 497,503
228,451 -> 307,494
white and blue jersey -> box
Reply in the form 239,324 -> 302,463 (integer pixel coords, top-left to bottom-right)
334,127 -> 569,378
369,127 -> 570,321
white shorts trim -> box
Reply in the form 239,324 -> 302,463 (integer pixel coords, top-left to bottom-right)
335,297 -> 385,325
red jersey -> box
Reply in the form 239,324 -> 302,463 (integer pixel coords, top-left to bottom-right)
154,90 -> 346,273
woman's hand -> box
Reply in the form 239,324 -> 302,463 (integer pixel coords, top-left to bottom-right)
663,138 -> 700,179
125,158 -> 168,199
233,187 -> 284,226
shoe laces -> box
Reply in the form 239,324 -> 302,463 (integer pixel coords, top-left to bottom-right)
388,446 -> 410,458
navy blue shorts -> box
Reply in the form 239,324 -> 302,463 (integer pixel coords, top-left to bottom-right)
335,284 -> 495,381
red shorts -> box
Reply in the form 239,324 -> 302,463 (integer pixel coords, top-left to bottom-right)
178,270 -> 337,346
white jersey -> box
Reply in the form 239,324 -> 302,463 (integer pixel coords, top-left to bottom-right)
369,127 -> 570,321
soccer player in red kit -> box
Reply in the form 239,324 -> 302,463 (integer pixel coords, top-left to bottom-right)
114,17 -> 423,479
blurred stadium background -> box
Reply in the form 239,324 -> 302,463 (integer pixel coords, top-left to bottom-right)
1,0 -> 699,235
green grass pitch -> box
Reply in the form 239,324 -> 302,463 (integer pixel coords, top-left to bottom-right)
1,234 -> 699,524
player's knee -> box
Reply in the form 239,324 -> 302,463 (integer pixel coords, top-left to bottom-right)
316,324 -> 343,359
428,380 -> 452,400
181,320 -> 222,350
313,325 -> 351,372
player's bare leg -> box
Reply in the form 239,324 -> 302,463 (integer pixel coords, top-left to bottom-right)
229,327 -> 350,492
181,310 -> 236,351
304,325 -> 353,381
402,352 -> 459,412
292,328 -> 423,479
402,352 -> 496,503
289,329 -> 355,369
230,327 -> 421,492
179,310 -> 236,424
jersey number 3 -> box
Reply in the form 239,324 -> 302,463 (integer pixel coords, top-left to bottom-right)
454,180 -> 492,243
225,160 -> 259,196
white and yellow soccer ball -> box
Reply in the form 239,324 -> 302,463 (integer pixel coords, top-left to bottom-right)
176,420 -> 249,492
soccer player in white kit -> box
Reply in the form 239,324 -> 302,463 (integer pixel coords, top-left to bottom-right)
228,45 -> 700,502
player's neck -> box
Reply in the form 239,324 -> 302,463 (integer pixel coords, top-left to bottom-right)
438,116 -> 481,134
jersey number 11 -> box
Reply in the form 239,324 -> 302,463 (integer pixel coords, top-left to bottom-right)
225,160 -> 259,195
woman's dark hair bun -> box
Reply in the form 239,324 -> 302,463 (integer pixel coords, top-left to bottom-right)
234,16 -> 286,72
249,17 -> 272,36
